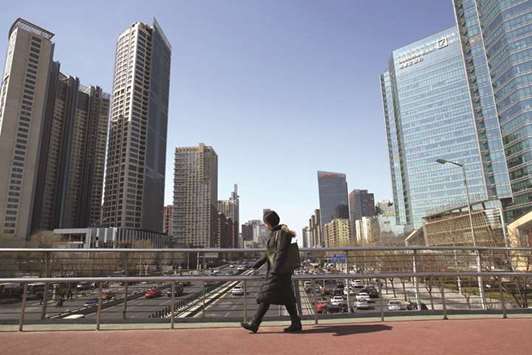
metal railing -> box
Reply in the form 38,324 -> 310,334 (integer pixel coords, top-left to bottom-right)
0,247 -> 531,331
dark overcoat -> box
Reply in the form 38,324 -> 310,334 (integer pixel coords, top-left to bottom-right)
253,224 -> 296,305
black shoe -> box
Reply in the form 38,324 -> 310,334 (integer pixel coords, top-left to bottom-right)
241,322 -> 259,333
283,321 -> 302,333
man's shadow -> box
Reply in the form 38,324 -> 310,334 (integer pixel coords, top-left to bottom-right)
260,324 -> 392,336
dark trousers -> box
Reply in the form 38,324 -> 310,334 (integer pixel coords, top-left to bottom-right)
252,302 -> 300,326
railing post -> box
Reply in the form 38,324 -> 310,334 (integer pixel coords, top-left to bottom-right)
412,250 -> 421,309
96,282 -> 103,330
122,251 -> 129,320
311,279 -> 318,325
170,282 -> 176,329
345,277 -> 351,314
40,282 -> 49,320
499,278 -> 507,319
440,279 -> 448,320
202,282 -> 206,319
122,282 -> 128,320
378,280 -> 384,322
243,280 -> 248,323
476,249 -> 487,310
18,282 -> 27,332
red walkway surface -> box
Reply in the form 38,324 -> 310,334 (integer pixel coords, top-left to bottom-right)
2,318 -> 532,355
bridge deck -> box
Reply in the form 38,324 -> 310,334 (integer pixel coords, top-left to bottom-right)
2,318 -> 532,355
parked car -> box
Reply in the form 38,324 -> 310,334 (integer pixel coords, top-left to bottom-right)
144,288 -> 161,299
330,295 -> 346,306
356,292 -> 370,302
387,299 -> 405,311
166,284 -> 184,297
237,266 -> 246,272
231,285 -> 245,296
354,300 -> 373,310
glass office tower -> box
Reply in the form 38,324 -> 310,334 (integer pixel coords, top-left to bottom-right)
381,27 -> 511,229
317,171 -> 349,226
453,0 -> 532,222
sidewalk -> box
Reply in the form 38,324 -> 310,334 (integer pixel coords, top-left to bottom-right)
2,318 -> 532,355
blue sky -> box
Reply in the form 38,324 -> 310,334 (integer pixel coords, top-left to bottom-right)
0,0 -> 455,238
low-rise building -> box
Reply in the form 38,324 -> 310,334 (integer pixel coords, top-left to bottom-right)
323,218 -> 351,247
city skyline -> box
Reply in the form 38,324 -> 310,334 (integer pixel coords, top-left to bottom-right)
0,1 -> 457,236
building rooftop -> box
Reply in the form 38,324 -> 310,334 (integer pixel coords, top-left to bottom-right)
9,18 -> 54,40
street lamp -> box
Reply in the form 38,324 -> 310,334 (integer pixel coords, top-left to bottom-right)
435,159 -> 477,246
436,158 -> 486,309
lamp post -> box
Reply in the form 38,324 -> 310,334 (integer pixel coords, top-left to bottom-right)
436,159 -> 486,309
435,159 -> 477,246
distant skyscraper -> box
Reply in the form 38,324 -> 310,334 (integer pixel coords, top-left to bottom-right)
381,27 -> 511,229
32,65 -> 110,231
173,144 -> 218,247
452,0 -> 532,222
301,226 -> 310,248
317,171 -> 349,226
348,189 -> 375,237
0,19 -> 55,240
241,219 -> 268,247
102,19 -> 171,232
163,205 -> 173,236
217,185 -> 239,248
308,209 -> 322,247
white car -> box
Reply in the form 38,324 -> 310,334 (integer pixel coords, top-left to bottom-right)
354,300 -> 372,310
231,285 -> 244,296
62,314 -> 85,320
387,300 -> 404,311
355,292 -> 370,302
350,279 -> 364,288
343,287 -> 356,296
330,296 -> 345,306
237,266 -> 246,271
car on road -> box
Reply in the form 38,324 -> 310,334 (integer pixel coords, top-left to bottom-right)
144,288 -> 162,299
407,302 -> 429,311
101,290 -> 114,301
166,284 -> 184,297
327,302 -> 347,313
303,281 -> 313,292
355,292 -> 370,302
350,279 -> 364,288
387,299 -> 406,311
84,298 -> 98,307
76,282 -> 95,291
360,286 -> 379,299
343,287 -> 357,296
237,265 -> 246,272
63,314 -> 85,320
231,285 -> 245,296
353,300 -> 373,310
